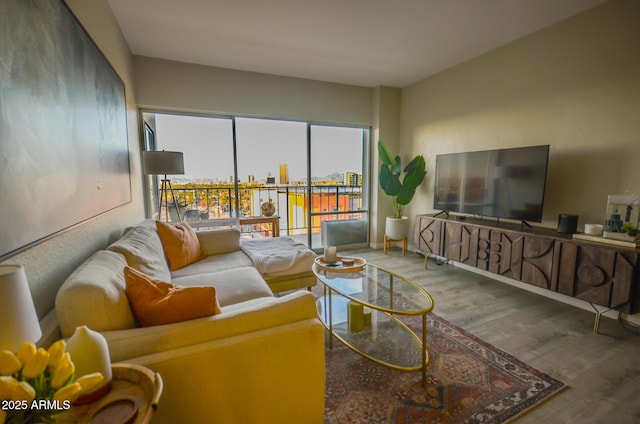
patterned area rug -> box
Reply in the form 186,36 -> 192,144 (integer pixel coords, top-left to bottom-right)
323,309 -> 566,423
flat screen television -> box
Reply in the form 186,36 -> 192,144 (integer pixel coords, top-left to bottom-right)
433,145 -> 550,223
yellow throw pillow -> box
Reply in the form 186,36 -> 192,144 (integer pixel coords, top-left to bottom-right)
124,266 -> 221,327
156,220 -> 202,271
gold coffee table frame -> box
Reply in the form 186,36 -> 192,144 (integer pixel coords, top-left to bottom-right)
313,261 -> 434,387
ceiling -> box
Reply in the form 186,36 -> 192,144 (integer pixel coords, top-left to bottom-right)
107,0 -> 605,88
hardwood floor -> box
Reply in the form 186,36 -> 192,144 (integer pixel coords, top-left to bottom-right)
339,247 -> 640,424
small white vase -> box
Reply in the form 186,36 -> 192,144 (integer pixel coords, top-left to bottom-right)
385,216 -> 408,240
66,326 -> 112,386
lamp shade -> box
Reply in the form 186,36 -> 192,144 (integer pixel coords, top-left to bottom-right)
0,265 -> 42,351
143,150 -> 185,175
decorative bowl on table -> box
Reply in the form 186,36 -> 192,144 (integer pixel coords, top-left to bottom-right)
314,256 -> 366,273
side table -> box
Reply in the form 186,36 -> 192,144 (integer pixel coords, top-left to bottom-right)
239,216 -> 280,237
55,363 -> 163,424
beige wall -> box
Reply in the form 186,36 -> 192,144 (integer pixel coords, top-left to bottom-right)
0,0 -> 143,320
133,56 -> 373,126
401,0 -> 640,234
371,87 -> 401,245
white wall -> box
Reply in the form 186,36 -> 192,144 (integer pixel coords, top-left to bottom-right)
401,0 -> 640,235
133,56 -> 373,126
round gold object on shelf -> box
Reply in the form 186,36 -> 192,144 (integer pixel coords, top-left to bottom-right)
261,202 -> 275,216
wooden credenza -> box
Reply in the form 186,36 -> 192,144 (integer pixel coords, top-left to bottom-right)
414,214 -> 640,314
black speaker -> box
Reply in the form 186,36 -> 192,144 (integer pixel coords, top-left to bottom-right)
557,214 -> 579,234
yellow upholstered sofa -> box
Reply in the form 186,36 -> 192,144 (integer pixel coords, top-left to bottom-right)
55,220 -> 325,423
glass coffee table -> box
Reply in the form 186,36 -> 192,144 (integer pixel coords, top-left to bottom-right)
313,259 -> 434,387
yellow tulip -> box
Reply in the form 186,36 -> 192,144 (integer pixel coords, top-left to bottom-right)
0,376 -> 20,399
17,342 -> 36,366
11,381 -> 35,402
52,382 -> 81,404
21,348 -> 49,379
75,372 -> 104,395
51,355 -> 75,389
46,340 -> 67,370
0,351 -> 22,376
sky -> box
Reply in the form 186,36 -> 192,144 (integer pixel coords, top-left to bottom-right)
154,114 -> 365,182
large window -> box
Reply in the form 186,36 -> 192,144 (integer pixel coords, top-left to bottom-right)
142,111 -> 369,249
310,125 -> 368,249
236,118 -> 308,236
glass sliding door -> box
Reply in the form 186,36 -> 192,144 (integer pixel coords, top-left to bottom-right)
141,111 -> 370,249
149,113 -> 235,222
235,117 -> 307,237
310,125 -> 369,249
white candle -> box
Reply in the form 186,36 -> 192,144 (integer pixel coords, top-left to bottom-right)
324,246 -> 337,263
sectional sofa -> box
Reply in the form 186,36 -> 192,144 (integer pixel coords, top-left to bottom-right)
55,219 -> 325,423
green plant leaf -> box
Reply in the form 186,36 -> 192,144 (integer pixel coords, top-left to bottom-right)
379,166 -> 401,196
378,140 -> 427,214
378,141 -> 396,166
392,155 -> 402,175
404,155 -> 426,178
396,185 -> 417,205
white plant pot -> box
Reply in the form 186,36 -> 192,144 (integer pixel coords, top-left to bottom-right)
385,216 -> 408,240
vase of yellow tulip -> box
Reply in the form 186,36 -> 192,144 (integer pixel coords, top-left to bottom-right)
0,340 -> 104,424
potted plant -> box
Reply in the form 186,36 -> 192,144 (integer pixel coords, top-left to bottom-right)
378,140 -> 426,240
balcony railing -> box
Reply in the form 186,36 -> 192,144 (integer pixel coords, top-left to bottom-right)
157,183 -> 366,242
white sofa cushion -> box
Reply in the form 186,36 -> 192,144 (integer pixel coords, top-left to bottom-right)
172,266 -> 272,307
55,250 -> 136,338
107,219 -> 171,282
170,250 -> 253,279
196,227 -> 241,255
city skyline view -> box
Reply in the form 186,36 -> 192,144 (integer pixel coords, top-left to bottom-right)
154,114 -> 366,184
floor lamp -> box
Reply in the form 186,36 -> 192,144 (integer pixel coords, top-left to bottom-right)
143,150 -> 185,222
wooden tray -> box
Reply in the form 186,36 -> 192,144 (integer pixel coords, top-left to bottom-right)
314,256 -> 366,273
55,363 -> 163,424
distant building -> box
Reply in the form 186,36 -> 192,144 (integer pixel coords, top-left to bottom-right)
266,176 -> 276,184
279,163 -> 289,184
345,172 -> 362,186
248,174 -> 255,182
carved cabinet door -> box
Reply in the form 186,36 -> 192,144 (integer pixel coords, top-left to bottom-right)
488,230 -> 524,280
521,236 -> 555,290
555,241 -> 639,311
443,222 -> 483,267
414,216 -> 442,256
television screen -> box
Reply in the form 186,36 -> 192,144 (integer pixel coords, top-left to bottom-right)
433,145 -> 550,223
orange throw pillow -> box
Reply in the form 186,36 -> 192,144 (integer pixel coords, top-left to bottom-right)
156,220 -> 202,271
124,266 -> 221,327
